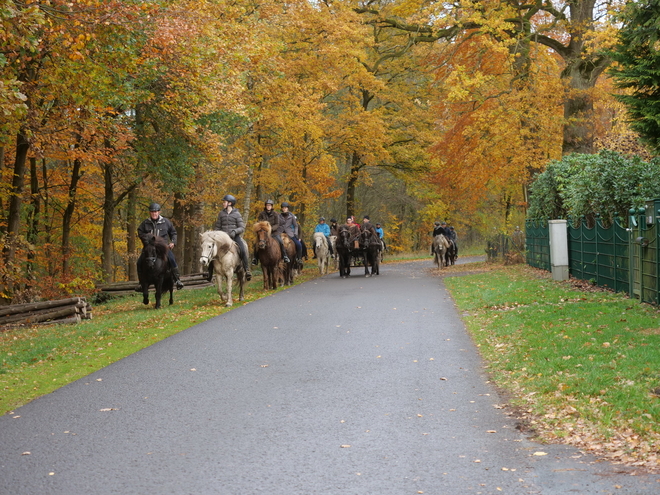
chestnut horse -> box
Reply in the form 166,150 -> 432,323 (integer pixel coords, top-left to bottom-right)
253,221 -> 280,290
279,234 -> 297,285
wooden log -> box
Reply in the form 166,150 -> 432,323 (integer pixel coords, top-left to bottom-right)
0,297 -> 83,318
35,314 -> 81,326
0,306 -> 79,327
0,304 -> 83,325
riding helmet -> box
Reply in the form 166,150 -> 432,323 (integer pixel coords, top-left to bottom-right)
149,203 -> 161,212
281,201 -> 290,208
319,217 -> 325,222
363,215 -> 370,220
265,199 -> 274,206
222,194 -> 236,206
330,218 -> 337,223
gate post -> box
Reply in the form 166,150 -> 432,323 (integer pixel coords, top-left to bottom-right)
549,220 -> 569,281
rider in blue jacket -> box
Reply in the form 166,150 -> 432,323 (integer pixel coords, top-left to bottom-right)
313,217 -> 334,258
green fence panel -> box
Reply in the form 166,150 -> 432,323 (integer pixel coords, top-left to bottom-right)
525,219 -> 550,271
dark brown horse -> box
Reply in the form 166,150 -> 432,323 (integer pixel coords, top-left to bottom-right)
335,225 -> 353,278
137,235 -> 174,309
360,228 -> 381,276
253,221 -> 280,290
445,238 -> 457,267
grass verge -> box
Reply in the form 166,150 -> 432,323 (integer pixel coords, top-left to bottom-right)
443,263 -> 660,470
0,266 -> 323,415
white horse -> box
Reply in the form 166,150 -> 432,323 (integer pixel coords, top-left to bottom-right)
312,232 -> 330,275
432,234 -> 450,269
199,230 -> 247,306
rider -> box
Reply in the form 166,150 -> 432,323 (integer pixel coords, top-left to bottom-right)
253,199 -> 290,264
346,216 -> 361,248
313,216 -> 334,259
375,222 -> 386,251
329,218 -> 339,237
278,202 -> 303,263
212,194 -> 252,281
448,225 -> 458,259
431,221 -> 446,255
361,215 -> 377,236
136,203 -> 184,290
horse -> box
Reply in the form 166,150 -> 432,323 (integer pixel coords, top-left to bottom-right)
335,225 -> 353,278
360,228 -> 381,277
329,235 -> 338,270
432,234 -> 449,268
199,230 -> 246,306
253,221 -> 282,290
312,232 -> 330,275
279,233 -> 297,285
137,235 -> 174,309
445,238 -> 457,267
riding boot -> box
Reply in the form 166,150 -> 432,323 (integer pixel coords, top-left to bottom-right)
312,245 -> 317,259
244,263 -> 252,281
172,267 -> 184,290
252,257 -> 259,265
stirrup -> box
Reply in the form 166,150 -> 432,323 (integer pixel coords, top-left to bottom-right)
175,280 -> 184,290
251,258 -> 258,265
283,255 -> 291,263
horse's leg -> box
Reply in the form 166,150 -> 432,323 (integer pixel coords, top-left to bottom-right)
168,286 -> 174,305
224,269 -> 233,306
154,281 -> 162,309
142,282 -> 149,305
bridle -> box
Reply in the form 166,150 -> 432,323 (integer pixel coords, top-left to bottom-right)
200,240 -> 218,265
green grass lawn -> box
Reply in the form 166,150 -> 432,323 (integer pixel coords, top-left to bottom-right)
444,263 -> 660,469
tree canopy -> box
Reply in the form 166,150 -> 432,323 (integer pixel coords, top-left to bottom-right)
0,0 -> 650,299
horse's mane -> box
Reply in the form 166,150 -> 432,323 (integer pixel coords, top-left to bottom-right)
202,230 -> 232,245
144,235 -> 169,258
253,221 -> 272,235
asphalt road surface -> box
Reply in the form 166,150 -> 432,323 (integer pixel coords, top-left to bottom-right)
1,258 -> 658,494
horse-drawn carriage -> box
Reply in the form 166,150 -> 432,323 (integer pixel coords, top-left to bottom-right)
334,224 -> 381,278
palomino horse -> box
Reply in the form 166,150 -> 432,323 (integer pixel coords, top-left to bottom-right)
432,234 -> 450,268
312,232 -> 330,275
360,228 -> 381,277
137,235 -> 174,309
199,230 -> 246,306
253,221 -> 280,290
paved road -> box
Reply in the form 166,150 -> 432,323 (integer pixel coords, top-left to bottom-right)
1,259 -> 658,494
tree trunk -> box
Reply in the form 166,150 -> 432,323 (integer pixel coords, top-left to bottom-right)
346,151 -> 361,218
172,193 -> 185,272
61,156 -> 83,278
101,161 -> 114,282
127,188 -> 138,281
26,157 -> 40,280
4,130 -> 30,263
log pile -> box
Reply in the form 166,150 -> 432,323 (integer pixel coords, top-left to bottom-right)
0,297 -> 92,330
96,272 -> 213,297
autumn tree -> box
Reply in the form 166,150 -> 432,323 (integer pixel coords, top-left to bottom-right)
609,0 -> 660,153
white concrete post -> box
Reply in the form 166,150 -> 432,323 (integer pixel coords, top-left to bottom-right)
549,219 -> 569,281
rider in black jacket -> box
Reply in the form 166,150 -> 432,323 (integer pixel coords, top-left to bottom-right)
211,194 -> 252,281
137,203 -> 184,290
